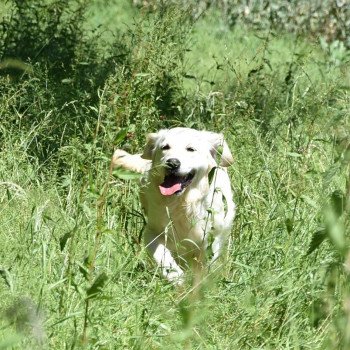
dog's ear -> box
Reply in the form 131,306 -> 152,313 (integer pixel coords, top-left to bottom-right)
141,132 -> 158,160
204,132 -> 233,167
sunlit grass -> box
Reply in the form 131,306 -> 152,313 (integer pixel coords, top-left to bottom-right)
0,2 -> 349,349
186,10 -> 347,95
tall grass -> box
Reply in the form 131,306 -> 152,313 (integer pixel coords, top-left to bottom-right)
0,1 -> 349,349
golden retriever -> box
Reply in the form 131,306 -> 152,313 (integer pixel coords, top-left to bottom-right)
113,127 -> 236,285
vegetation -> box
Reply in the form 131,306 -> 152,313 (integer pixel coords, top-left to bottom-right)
0,0 -> 349,348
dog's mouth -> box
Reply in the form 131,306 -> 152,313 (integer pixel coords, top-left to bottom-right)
159,171 -> 195,196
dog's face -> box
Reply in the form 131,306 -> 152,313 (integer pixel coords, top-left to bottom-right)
141,128 -> 233,196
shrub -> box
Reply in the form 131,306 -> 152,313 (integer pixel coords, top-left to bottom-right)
101,7 -> 192,150
0,0 -> 128,166
132,0 -> 350,48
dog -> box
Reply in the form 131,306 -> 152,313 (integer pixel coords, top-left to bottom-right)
113,127 -> 236,285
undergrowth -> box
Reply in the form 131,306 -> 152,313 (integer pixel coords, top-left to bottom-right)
0,1 -> 349,349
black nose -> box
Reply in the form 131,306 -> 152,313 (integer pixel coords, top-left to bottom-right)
166,158 -> 181,171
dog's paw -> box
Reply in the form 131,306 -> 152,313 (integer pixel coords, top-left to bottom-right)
112,149 -> 128,161
112,149 -> 131,169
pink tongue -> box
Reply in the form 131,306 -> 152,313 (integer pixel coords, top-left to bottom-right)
159,183 -> 181,196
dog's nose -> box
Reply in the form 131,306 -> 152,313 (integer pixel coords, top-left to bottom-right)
166,158 -> 181,171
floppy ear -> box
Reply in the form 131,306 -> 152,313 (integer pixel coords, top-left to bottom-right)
204,131 -> 233,167
141,132 -> 158,160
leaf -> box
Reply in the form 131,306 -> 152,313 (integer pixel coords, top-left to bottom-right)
286,152 -> 302,158
114,128 -> 128,145
208,166 -> 217,185
330,190 -> 345,218
86,272 -> 108,299
135,73 -> 151,77
59,231 -> 73,251
285,218 -> 293,233
307,229 -> 327,255
61,78 -> 73,84
113,168 -> 142,181
300,195 -> 318,209
323,163 -> 341,187
183,74 -> 197,79
248,65 -> 263,77
0,268 -> 13,291
78,256 -> 91,280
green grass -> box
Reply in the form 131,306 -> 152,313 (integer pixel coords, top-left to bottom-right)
1,2 -> 349,349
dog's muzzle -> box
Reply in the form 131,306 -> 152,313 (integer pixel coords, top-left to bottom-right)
159,158 -> 195,196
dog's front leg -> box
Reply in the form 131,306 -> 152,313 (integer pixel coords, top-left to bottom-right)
145,232 -> 184,285
210,234 -> 226,264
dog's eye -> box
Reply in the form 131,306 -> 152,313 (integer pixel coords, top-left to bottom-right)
161,144 -> 170,150
186,146 -> 196,152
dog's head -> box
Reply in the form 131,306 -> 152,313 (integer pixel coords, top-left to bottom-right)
141,127 -> 233,196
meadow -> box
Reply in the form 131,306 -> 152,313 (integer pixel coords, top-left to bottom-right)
0,1 -> 349,349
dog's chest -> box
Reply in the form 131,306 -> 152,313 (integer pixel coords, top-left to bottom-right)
159,197 -> 209,243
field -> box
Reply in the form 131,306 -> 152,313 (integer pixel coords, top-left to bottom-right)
1,1 -> 349,349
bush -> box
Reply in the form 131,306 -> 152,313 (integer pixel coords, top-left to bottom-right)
133,0 -> 350,48
0,0 -> 128,166
102,8 -> 191,150
1,0 -> 88,78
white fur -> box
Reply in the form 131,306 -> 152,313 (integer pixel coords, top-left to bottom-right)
113,127 -> 236,285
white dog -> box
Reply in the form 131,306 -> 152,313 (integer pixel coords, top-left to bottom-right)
113,127 -> 236,285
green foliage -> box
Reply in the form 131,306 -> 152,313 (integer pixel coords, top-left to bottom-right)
0,0 -> 350,349
0,0 -> 129,166
1,0 -> 86,76
133,0 -> 350,48
102,8 -> 191,149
